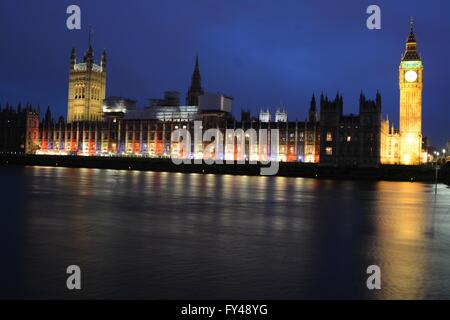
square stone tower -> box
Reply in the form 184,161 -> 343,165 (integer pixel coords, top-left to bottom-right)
67,45 -> 107,123
399,18 -> 423,165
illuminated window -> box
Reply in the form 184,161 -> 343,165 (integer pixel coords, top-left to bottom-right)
326,132 -> 332,142
347,136 -> 351,142
326,147 -> 333,155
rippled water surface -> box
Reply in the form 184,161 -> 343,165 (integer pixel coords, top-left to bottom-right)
1,166 -> 450,299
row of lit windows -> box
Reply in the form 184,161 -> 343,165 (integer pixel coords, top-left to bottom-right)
72,114 -> 102,121
74,85 -> 101,100
325,132 -> 367,143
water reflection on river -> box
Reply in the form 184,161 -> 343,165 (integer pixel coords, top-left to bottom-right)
1,166 -> 449,299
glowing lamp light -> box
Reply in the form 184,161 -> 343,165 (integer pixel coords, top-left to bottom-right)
402,154 -> 411,165
407,135 -> 415,145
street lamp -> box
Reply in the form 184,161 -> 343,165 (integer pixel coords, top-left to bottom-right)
434,151 -> 440,194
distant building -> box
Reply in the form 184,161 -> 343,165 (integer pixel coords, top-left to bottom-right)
257,108 -> 288,123
241,110 -> 252,123
259,109 -> 271,123
103,97 -> 136,115
199,92 -> 233,113
150,91 -> 181,108
116,91 -> 200,123
126,105 -> 199,122
275,109 -> 287,122
0,104 -> 39,154
319,92 -> 381,166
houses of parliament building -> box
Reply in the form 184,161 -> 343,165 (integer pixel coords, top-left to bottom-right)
0,20 -> 427,166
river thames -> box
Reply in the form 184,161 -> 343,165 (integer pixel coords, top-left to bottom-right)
1,166 -> 450,299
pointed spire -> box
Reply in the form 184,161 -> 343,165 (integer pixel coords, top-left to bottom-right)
376,90 -> 381,108
44,106 -> 53,125
186,55 -> 204,106
310,94 -> 316,111
309,94 -> 318,123
83,28 -> 94,64
360,91 -> 365,104
403,17 -> 420,61
193,55 -> 201,82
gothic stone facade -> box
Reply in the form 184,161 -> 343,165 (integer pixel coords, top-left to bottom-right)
67,46 -> 107,123
319,93 -> 381,166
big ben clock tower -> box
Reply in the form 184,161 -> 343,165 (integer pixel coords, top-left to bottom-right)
399,18 -> 423,165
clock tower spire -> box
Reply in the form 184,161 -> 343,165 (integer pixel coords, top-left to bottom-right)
402,17 -> 420,61
399,17 -> 423,165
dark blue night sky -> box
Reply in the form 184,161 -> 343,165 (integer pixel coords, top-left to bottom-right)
0,0 -> 449,146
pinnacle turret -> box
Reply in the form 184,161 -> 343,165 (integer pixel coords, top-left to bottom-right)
186,55 -> 204,106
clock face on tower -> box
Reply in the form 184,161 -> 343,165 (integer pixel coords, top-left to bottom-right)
405,70 -> 418,82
